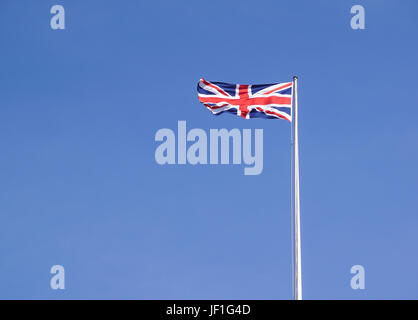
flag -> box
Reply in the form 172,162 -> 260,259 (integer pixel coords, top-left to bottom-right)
197,78 -> 293,121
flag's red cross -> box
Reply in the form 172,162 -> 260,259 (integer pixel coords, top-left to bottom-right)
198,81 -> 292,119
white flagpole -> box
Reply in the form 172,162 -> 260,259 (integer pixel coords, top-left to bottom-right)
292,75 -> 302,300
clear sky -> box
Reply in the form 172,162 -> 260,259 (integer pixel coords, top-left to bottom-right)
0,0 -> 417,299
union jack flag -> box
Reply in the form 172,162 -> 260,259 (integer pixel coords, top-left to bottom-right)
197,78 -> 293,121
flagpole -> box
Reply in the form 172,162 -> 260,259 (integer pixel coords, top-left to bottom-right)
292,75 -> 302,300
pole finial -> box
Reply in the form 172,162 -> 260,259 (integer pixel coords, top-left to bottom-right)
293,76 -> 298,81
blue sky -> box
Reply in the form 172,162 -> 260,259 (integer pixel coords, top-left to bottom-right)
0,0 -> 417,299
